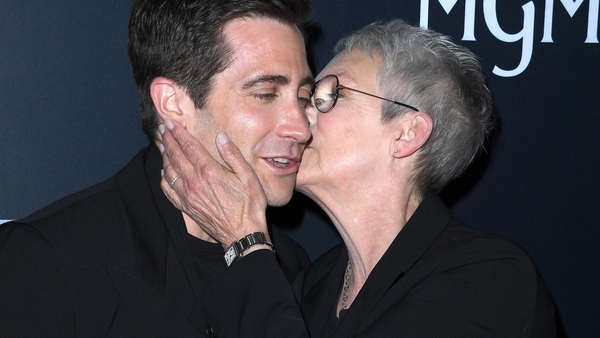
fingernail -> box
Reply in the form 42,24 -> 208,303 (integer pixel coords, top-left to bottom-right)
216,132 -> 229,145
158,124 -> 165,135
161,169 -> 164,177
158,144 -> 165,154
165,120 -> 174,130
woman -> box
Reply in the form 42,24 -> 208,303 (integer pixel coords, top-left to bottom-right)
160,20 -> 556,337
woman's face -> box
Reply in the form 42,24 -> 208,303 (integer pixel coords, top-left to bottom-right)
296,50 -> 395,196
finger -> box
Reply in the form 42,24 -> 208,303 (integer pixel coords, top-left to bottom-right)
160,121 -> 226,218
157,126 -> 186,210
165,119 -> 214,169
160,168 -> 184,209
215,132 -> 254,176
158,126 -> 182,192
215,132 -> 267,211
161,120 -> 195,176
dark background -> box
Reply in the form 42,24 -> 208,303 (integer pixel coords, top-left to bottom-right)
1,1 -> 598,336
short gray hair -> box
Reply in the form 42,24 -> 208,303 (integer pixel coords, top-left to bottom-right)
335,20 -> 493,199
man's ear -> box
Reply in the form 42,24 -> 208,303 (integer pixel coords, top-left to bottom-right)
391,112 -> 433,158
150,77 -> 194,127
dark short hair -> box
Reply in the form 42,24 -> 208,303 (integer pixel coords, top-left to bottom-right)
336,20 -> 493,199
128,0 -> 312,140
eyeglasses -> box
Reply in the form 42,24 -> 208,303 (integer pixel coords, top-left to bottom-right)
310,74 -> 419,113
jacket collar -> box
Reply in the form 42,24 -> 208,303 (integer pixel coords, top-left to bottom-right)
310,194 -> 454,337
113,144 -> 201,296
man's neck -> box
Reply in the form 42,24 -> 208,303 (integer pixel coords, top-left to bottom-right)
183,213 -> 218,243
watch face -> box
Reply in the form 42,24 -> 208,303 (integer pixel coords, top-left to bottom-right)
224,247 -> 237,266
223,232 -> 271,267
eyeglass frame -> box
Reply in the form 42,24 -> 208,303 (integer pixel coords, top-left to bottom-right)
310,74 -> 419,113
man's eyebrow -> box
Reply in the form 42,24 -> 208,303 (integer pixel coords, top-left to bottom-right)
242,75 -> 290,90
300,75 -> 315,88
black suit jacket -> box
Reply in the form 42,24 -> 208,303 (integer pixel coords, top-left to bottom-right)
0,145 -> 309,337
301,195 -> 557,337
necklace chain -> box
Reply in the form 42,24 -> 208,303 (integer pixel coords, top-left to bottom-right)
341,260 -> 352,310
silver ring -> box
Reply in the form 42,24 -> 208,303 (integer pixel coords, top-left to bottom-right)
169,174 -> 181,188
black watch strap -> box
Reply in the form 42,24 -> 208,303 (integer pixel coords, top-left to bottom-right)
224,232 -> 274,267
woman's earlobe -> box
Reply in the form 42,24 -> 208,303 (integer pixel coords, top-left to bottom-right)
392,112 -> 432,158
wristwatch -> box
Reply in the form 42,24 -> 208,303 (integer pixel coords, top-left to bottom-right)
224,232 -> 274,267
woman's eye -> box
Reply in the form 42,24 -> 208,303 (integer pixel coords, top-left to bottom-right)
314,97 -> 326,108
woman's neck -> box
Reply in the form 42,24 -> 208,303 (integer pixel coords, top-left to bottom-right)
306,186 -> 420,316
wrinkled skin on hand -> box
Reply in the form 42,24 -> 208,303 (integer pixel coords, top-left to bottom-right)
159,120 -> 268,249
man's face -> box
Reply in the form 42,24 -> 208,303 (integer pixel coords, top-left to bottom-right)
190,18 -> 313,206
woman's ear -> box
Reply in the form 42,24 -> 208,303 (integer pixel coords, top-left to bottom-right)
391,112 -> 433,158
150,77 -> 194,127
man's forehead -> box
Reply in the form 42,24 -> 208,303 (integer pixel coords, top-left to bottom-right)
223,16 -> 300,41
219,17 -> 312,88
222,18 -> 305,61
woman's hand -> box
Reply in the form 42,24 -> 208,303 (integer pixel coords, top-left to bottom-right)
159,120 -> 268,249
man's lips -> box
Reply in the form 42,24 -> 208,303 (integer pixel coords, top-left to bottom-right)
265,157 -> 300,168
262,150 -> 304,170
267,157 -> 290,167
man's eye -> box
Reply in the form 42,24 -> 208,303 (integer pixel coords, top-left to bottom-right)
298,96 -> 311,108
254,93 -> 277,101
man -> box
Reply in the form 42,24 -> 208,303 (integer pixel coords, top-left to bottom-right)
0,0 -> 312,336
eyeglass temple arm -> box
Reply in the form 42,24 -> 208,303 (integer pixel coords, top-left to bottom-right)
338,85 -> 419,112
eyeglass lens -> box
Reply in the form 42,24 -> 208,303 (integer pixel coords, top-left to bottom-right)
312,75 -> 339,113
312,74 -> 420,113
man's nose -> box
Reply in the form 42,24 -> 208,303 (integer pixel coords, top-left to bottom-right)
277,101 -> 312,143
